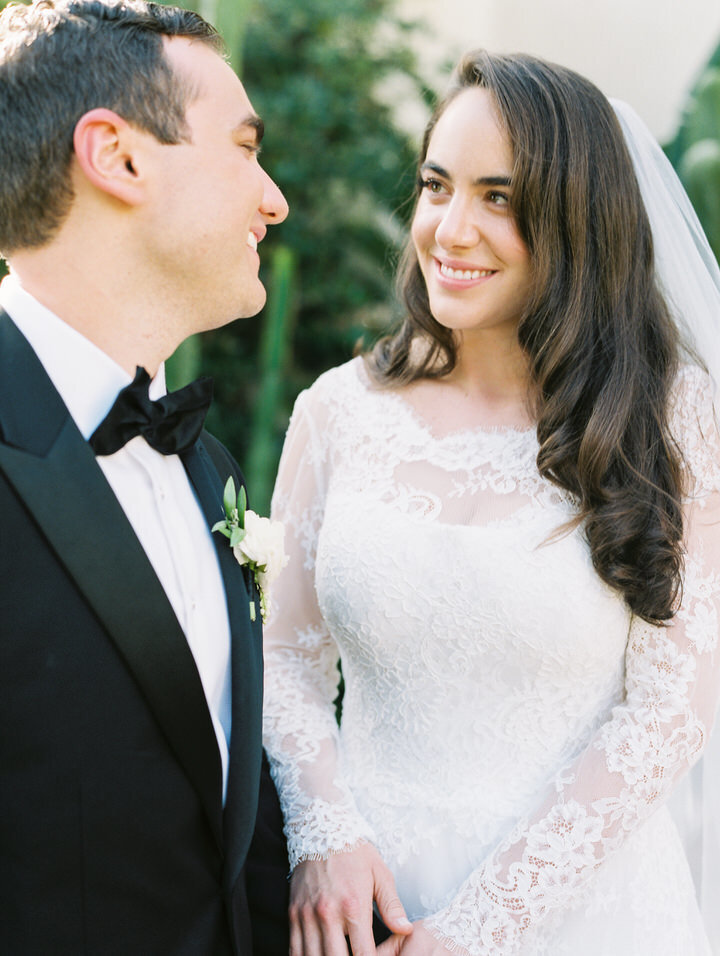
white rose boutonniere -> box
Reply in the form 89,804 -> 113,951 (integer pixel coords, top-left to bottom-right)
212,477 -> 288,623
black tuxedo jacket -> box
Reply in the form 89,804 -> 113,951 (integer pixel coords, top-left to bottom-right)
0,311 -> 266,954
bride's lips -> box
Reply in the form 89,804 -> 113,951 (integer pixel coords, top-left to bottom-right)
433,256 -> 497,287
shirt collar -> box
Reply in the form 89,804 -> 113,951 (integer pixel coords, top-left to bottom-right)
0,271 -> 167,439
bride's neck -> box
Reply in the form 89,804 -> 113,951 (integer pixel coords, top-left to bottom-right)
447,331 -> 533,413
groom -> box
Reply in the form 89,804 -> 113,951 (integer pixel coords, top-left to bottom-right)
0,1 -> 289,953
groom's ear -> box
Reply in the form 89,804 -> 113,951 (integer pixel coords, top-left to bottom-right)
72,108 -> 148,206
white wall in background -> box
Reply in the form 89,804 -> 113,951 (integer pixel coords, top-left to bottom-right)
398,0 -> 720,142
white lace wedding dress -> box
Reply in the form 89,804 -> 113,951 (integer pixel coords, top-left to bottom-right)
262,356 -> 720,955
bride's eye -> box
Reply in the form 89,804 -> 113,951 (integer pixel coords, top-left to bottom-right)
418,177 -> 446,195
418,176 -> 446,202
488,190 -> 510,206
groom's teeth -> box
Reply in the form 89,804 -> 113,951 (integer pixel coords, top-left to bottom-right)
247,232 -> 258,251
439,263 -> 493,280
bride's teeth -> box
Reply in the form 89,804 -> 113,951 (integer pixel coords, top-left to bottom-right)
247,232 -> 258,251
440,263 -> 492,280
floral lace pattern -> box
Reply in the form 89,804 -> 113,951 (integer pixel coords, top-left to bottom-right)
263,358 -> 720,953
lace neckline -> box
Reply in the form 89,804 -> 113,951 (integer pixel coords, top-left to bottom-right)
352,357 -> 538,445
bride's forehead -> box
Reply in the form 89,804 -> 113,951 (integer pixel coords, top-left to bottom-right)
426,89 -> 513,168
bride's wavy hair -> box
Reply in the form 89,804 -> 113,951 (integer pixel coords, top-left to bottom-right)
367,50 -> 684,624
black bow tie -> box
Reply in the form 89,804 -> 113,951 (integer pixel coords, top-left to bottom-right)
89,367 -> 213,457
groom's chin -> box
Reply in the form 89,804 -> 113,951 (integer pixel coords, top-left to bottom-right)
229,284 -> 268,324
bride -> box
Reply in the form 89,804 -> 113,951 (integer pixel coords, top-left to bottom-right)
261,50 -> 720,955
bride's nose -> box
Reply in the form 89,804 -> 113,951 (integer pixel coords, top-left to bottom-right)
434,194 -> 479,249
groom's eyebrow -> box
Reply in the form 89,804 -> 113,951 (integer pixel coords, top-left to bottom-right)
233,114 -> 265,147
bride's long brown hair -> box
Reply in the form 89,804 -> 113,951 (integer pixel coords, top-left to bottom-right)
367,50 -> 684,624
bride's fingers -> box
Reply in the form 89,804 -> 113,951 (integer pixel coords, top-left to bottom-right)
374,871 -> 411,937
375,935 -> 405,956
344,905 -> 378,956
289,909 -> 303,956
290,903 -> 354,956
295,912 -> 324,956
290,904 -> 323,956
321,923 -> 352,956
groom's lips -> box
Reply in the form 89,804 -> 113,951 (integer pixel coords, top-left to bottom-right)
248,224 -> 267,252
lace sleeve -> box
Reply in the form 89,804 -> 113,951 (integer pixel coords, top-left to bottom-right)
262,382 -> 376,870
426,366 -> 720,954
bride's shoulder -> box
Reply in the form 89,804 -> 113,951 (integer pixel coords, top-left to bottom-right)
672,362 -> 714,399
288,357 -> 373,432
669,364 -> 716,433
296,356 -> 371,408
669,363 -> 720,497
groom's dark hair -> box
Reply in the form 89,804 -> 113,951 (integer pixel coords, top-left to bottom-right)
0,0 -> 223,255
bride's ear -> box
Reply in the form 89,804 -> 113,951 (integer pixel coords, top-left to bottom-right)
72,108 -> 147,206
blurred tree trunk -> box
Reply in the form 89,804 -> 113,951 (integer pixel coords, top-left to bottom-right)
245,245 -> 297,515
197,0 -> 252,71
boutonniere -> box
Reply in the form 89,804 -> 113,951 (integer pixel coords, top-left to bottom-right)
212,478 -> 288,623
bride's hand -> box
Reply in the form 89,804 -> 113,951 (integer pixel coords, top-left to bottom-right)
376,921 -> 465,956
288,843 -> 412,956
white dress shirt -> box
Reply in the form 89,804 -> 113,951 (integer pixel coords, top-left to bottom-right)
0,272 -> 232,802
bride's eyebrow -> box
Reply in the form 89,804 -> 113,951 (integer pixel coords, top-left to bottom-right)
474,175 -> 512,187
420,161 -> 512,188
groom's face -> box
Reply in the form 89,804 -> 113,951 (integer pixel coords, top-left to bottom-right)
141,37 -> 288,333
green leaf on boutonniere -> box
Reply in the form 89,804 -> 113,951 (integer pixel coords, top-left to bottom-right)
223,476 -> 237,519
237,484 -> 247,528
214,477 -> 250,548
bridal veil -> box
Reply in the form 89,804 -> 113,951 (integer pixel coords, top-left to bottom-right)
613,98 -> 720,950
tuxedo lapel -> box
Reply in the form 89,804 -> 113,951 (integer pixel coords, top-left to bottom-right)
0,312 -> 224,848
182,439 -> 264,892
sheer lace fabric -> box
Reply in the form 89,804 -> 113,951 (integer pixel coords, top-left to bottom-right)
262,357 -> 720,954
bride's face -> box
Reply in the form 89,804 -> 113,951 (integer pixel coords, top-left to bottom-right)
411,87 -> 532,341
